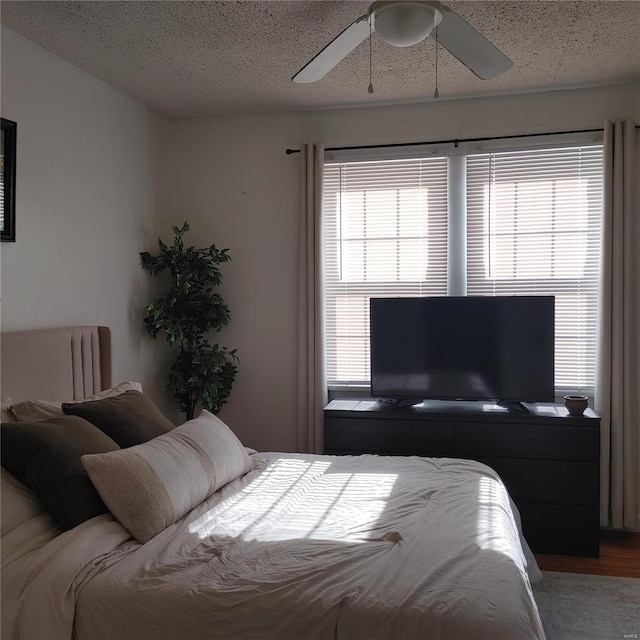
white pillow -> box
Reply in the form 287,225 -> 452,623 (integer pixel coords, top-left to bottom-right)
1,397 -> 17,423
82,410 -> 251,544
11,381 -> 143,422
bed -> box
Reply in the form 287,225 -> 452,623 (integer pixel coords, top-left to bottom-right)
1,326 -> 546,640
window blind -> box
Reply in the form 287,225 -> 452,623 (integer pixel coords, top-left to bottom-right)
323,157 -> 448,385
466,145 -> 603,392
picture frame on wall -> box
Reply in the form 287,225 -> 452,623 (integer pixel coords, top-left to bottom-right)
1,118 -> 17,242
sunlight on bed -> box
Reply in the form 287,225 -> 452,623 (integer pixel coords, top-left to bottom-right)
188,458 -> 398,544
475,476 -> 516,558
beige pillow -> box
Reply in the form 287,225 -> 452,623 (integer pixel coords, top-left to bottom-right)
10,399 -> 63,422
1,398 -> 17,423
11,381 -> 143,422
82,410 -> 251,544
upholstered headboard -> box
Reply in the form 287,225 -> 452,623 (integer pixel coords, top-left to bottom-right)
0,326 -> 111,402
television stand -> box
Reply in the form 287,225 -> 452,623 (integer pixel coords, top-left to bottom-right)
381,397 -> 424,408
496,400 -> 530,413
324,398 -> 600,557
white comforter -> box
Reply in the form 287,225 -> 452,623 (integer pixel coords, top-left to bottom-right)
2,453 -> 546,640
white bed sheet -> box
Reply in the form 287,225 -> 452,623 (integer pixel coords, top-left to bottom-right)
2,453 -> 546,640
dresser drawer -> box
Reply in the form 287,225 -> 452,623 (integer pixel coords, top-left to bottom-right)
475,457 -> 599,506
518,503 -> 600,557
456,422 -> 599,461
324,417 -> 453,456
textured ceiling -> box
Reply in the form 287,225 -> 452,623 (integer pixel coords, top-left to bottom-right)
2,1 -> 639,120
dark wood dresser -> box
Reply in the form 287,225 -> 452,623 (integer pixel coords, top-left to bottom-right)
324,399 -> 600,557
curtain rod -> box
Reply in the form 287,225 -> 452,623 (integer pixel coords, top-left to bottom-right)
284,125 -> 638,155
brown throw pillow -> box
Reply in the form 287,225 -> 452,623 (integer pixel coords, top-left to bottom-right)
1,415 -> 120,530
11,381 -> 144,422
62,390 -> 173,448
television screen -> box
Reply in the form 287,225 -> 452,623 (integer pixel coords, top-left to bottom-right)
370,296 -> 555,403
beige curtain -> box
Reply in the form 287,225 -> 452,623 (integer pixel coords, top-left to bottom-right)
296,143 -> 326,454
596,119 -> 639,530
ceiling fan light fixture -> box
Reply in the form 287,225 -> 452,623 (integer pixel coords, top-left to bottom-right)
372,2 -> 442,47
291,0 -> 513,84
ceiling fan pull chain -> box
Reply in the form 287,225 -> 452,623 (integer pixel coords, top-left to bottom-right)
434,24 -> 439,99
368,10 -> 374,94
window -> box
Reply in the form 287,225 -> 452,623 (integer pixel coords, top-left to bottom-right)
323,157 -> 448,385
323,141 -> 603,396
467,147 -> 603,393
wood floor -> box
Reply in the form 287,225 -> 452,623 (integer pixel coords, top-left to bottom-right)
535,530 -> 640,578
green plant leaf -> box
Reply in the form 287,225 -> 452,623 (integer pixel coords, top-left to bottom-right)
140,221 -> 237,417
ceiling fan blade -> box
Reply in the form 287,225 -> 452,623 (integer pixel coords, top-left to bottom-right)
292,14 -> 370,83
436,8 -> 513,80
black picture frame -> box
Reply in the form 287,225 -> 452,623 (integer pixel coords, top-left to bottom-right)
1,118 -> 17,242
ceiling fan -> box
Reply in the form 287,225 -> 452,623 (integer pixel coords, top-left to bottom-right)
292,1 -> 513,83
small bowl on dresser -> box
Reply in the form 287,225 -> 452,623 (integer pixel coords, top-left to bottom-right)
564,395 -> 589,416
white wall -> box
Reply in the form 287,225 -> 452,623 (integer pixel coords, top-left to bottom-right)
2,26 -> 637,447
164,83 -> 640,451
0,28 -> 171,411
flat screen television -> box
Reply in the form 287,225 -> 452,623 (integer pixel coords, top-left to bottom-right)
370,296 -> 555,405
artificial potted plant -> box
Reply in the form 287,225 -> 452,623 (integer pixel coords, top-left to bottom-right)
140,222 -> 237,420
